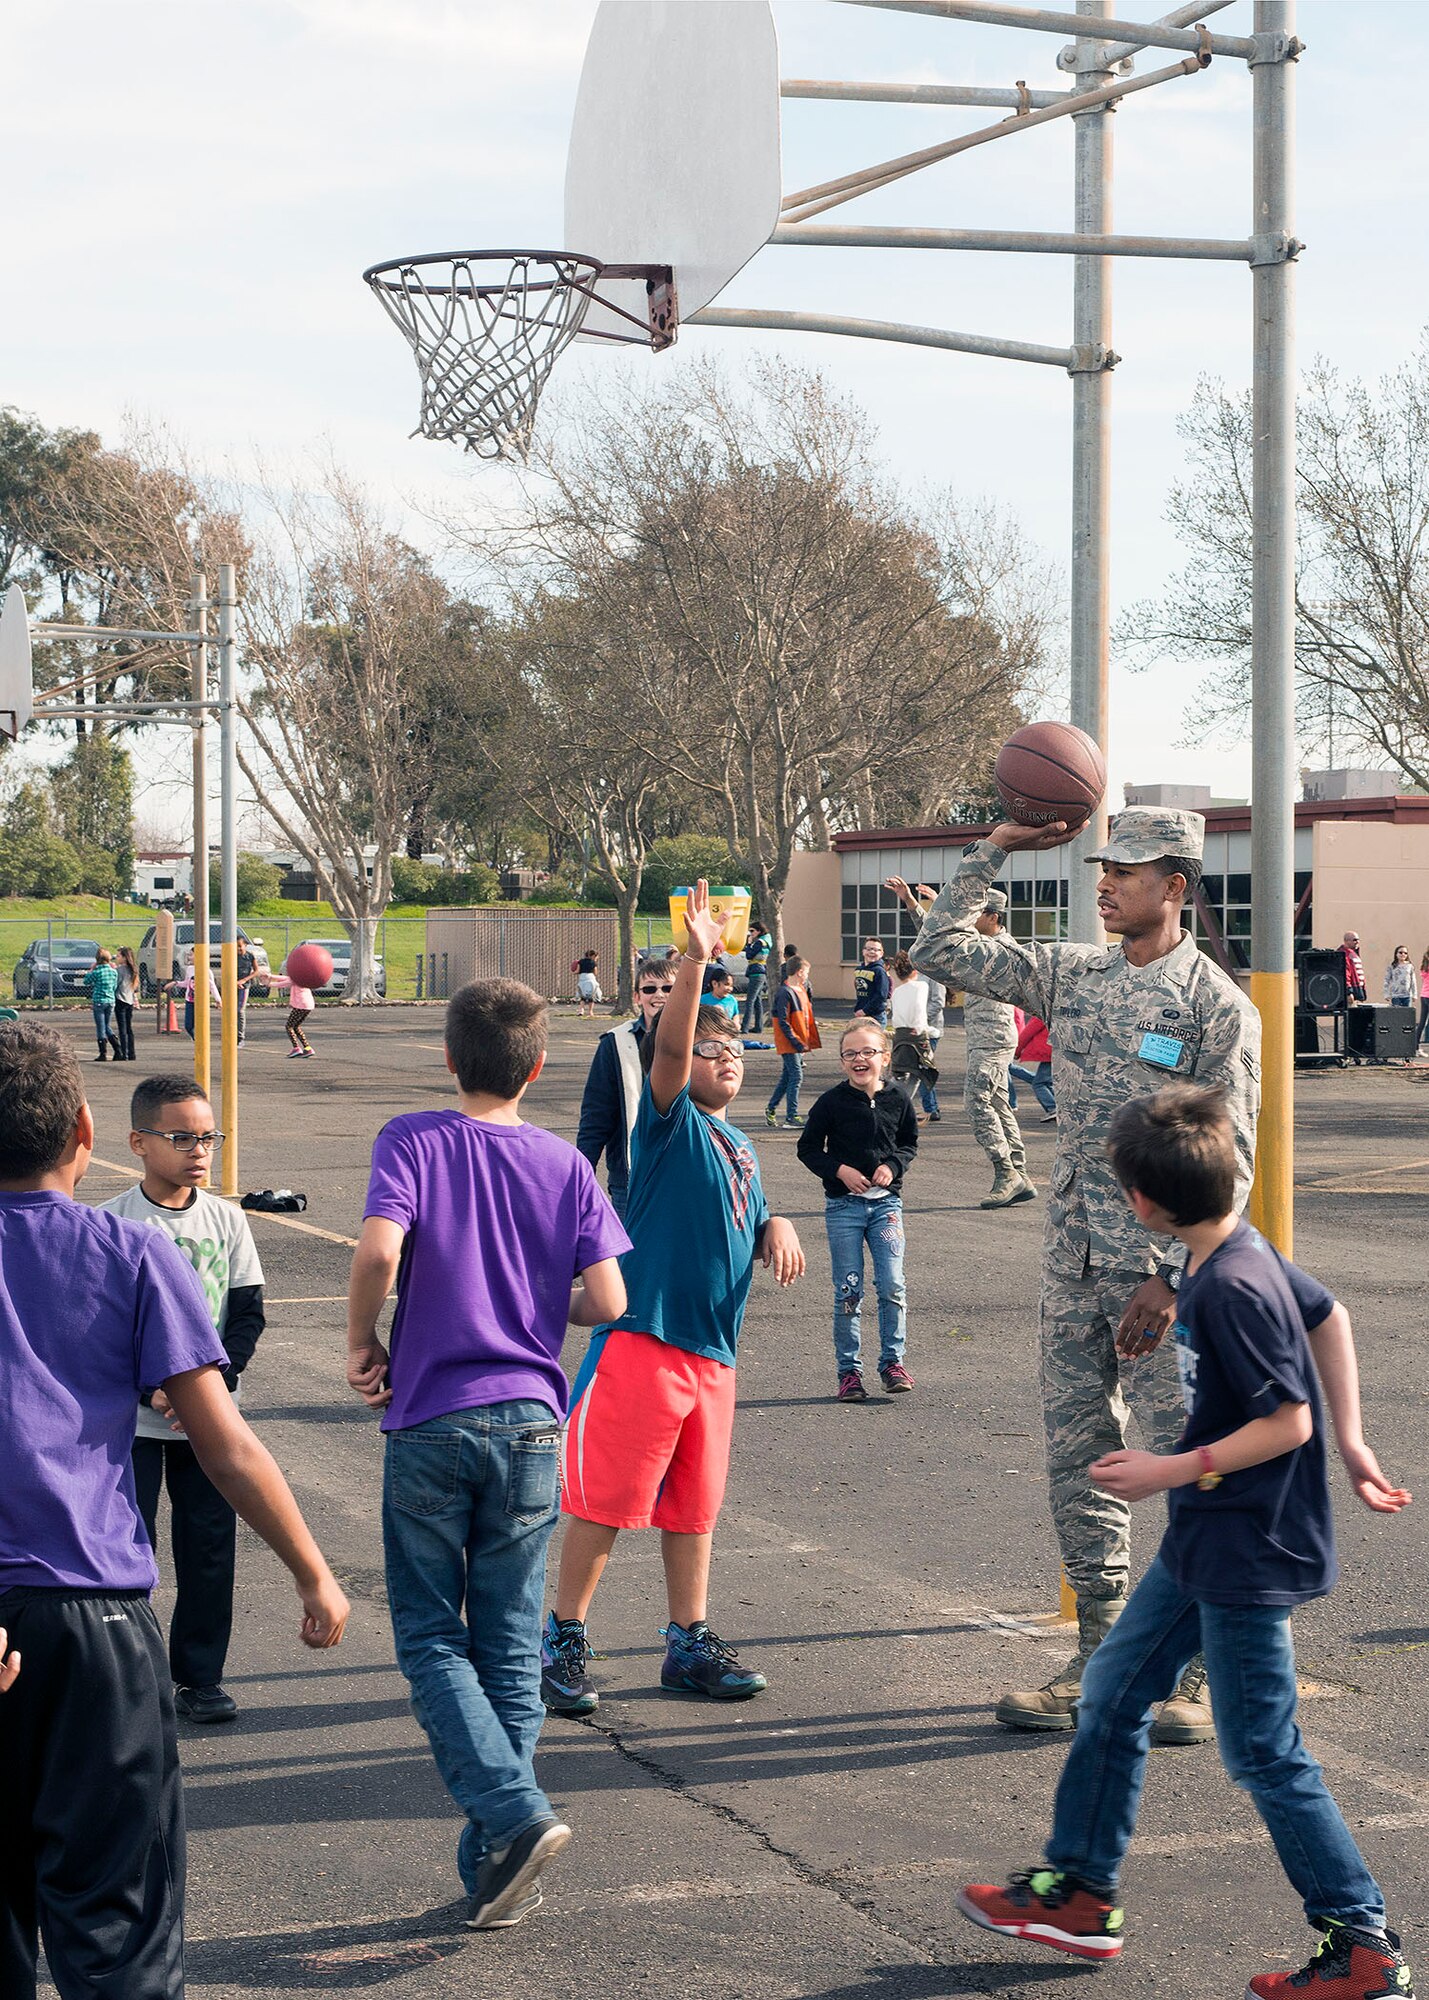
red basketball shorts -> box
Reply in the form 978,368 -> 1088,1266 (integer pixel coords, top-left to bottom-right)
561,1328 -> 736,1535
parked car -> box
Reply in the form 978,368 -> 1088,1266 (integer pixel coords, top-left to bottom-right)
286,937 -> 387,1000
13,939 -> 104,1002
137,922 -> 272,1000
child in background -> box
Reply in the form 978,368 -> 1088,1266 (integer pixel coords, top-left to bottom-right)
346,978 -> 629,1930
888,949 -> 936,1113
103,1075 -> 266,1725
171,948 -> 221,1042
798,1020 -> 918,1401
958,1083 -> 1414,2000
83,948 -> 122,1062
573,948 -> 603,1018
0,1022 -> 346,1999
706,964 -> 741,1025
268,971 -> 316,1056
852,938 -> 891,1024
545,882 -> 804,1716
765,954 -> 818,1129
1009,1012 -> 1057,1121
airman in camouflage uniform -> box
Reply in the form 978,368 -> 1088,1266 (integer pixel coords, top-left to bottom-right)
911,808 -> 1261,1743
963,888 -> 1034,1209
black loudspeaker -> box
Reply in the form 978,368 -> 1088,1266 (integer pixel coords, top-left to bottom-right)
1298,948 -> 1347,1014
1346,1005 -> 1418,1060
1294,1008 -> 1322,1054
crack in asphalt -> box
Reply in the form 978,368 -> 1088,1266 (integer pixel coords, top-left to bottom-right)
572,1708 -> 943,1968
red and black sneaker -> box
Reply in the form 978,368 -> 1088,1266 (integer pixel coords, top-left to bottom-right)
1247,1923 -> 1414,2000
957,1869 -> 1125,1960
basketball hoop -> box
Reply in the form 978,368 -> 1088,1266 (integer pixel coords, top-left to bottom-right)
362,249 -> 678,461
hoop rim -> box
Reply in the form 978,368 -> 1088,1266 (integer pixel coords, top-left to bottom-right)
362,248 -> 607,294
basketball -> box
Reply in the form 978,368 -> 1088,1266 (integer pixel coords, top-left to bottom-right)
994,721 -> 1107,831
285,942 -> 333,989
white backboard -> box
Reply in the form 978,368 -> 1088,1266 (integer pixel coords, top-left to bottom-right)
0,585 -> 34,738
565,0 -> 782,344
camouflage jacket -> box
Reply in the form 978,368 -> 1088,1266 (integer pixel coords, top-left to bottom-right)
964,989 -> 1018,1059
911,840 -> 1262,1278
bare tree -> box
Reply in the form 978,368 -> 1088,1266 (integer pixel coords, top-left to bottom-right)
461,360 -> 1048,951
1119,343 -> 1429,785
238,467 -> 474,1001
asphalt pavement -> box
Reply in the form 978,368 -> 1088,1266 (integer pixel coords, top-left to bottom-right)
46,1004 -> 1429,1998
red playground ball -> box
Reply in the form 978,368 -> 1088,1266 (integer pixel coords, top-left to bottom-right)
994,721 -> 1107,831
285,942 -> 334,990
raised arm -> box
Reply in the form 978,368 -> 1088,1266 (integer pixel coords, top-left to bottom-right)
909,836 -> 1059,1016
649,880 -> 723,1115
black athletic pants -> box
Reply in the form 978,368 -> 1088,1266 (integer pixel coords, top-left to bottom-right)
0,1587 -> 185,2000
132,1438 -> 236,1690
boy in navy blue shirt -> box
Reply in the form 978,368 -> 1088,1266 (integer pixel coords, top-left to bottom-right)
544,882 -> 805,1715
959,1083 -> 1414,2000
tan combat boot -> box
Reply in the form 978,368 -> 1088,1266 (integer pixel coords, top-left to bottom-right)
980,1164 -> 1024,1209
994,1597 -> 1124,1731
1150,1659 -> 1214,1745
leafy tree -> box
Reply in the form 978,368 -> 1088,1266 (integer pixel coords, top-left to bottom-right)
638,835 -> 747,913
49,734 -> 134,892
237,853 -> 282,908
0,782 -> 81,897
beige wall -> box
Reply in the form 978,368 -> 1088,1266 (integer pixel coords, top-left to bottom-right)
780,851 -> 849,1000
1312,820 -> 1429,993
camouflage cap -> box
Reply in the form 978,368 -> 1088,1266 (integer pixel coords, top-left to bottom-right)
1085,807 -> 1205,866
983,888 -> 1009,913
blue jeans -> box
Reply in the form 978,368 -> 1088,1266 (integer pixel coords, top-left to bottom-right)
1008,1060 -> 1056,1115
91,1001 -> 116,1053
742,968 -> 767,1032
825,1192 -> 907,1374
919,1033 -> 940,1115
382,1400 -> 561,1884
767,1051 -> 803,1119
1048,1552 -> 1385,1930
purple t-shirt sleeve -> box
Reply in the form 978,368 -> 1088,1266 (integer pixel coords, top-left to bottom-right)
134,1230 -> 229,1394
574,1153 -> 632,1272
364,1121 -> 419,1232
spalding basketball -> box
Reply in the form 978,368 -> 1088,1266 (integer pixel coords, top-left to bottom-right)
285,942 -> 334,989
994,721 -> 1107,831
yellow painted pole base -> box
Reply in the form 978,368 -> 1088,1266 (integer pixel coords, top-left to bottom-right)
1249,968 -> 1294,1256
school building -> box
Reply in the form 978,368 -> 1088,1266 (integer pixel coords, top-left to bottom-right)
782,773 -> 1429,1003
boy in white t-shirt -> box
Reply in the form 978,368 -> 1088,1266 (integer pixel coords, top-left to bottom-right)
101,1075 -> 265,1723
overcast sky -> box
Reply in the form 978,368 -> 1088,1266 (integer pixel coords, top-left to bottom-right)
7,0 -> 1423,840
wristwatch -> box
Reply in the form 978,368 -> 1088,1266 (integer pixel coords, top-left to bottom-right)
1159,1265 -> 1183,1295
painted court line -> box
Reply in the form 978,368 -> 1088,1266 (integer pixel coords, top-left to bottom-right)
91,1157 -> 359,1249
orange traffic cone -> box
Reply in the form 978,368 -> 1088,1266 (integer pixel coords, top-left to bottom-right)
165,995 -> 179,1034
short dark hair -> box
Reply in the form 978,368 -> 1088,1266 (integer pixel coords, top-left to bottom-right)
641,1004 -> 738,1075
1107,1084 -> 1235,1226
1150,854 -> 1203,901
131,1074 -> 210,1130
445,978 -> 547,1097
782,956 -> 807,977
0,1022 -> 86,1177
784,943 -> 799,957
708,965 -> 733,986
891,950 -> 915,979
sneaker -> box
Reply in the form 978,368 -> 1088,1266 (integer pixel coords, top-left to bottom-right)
302,1047 -> 315,1056
479,1885 -> 543,1930
660,1621 -> 767,1700
541,1611 -> 598,1716
1247,1922 -> 1414,2000
174,1683 -> 238,1725
880,1361 -> 915,1394
464,1816 -> 571,1930
958,1870 -> 1125,1961
837,1369 -> 868,1402
928,1111 -> 942,1122
764,1108 -> 778,1128
286,1048 -> 306,1058
783,1115 -> 805,1129
1040,1109 -> 1058,1122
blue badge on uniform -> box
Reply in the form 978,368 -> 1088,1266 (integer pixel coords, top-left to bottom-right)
1138,1030 -> 1185,1069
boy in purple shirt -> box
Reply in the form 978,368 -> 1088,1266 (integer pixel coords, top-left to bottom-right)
0,1023 -> 349,2000
346,977 -> 629,1932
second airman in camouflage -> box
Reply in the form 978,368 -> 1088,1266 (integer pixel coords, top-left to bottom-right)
911,807 -> 1261,1746
963,888 -> 1034,1210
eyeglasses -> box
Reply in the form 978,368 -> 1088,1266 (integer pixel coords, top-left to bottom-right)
841,1048 -> 884,1063
692,1040 -> 744,1062
639,984 -> 674,996
137,1129 -> 225,1153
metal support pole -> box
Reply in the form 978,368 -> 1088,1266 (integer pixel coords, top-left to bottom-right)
827,0 -> 1254,60
782,77 -> 1071,109
1248,3 -> 1299,1252
691,306 -> 1079,370
1066,4 -> 1114,945
773,222 -> 1253,260
218,565 -> 240,1200
190,575 -> 211,1102
1056,0 -> 1237,71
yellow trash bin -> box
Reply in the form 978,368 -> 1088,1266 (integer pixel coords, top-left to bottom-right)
668,885 -> 752,955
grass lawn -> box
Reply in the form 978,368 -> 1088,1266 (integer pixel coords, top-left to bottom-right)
0,897 -> 678,1006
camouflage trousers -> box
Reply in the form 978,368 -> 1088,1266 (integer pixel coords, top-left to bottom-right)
1039,1266 -> 1185,1605
964,1054 -> 1025,1173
